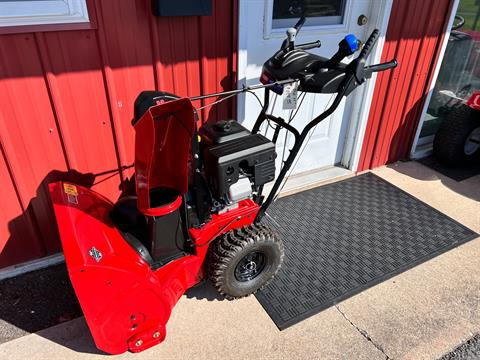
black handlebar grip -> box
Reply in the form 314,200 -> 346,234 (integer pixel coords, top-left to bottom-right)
295,40 -> 321,51
359,29 -> 379,60
366,60 -> 398,72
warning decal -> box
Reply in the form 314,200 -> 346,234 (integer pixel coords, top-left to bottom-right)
63,183 -> 78,196
63,183 -> 79,204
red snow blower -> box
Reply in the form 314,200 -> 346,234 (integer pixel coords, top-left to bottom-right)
49,17 -> 396,354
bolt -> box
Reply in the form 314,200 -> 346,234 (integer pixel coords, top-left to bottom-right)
135,339 -> 143,347
153,331 -> 160,338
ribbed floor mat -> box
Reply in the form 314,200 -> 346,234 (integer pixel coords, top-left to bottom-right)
256,173 -> 477,329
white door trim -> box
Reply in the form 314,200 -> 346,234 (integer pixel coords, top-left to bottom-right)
342,0 -> 393,171
236,0 -> 249,132
237,0 -> 392,174
409,0 -> 460,159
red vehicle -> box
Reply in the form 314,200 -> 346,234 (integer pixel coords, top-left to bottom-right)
430,15 -> 480,164
49,18 -> 396,354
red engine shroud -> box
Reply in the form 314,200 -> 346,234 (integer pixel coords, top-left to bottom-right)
49,182 -> 259,354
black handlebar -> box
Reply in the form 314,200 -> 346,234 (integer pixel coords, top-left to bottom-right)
295,40 -> 321,51
358,29 -> 379,61
347,28 -> 395,84
273,22 -> 396,88
366,60 -> 397,73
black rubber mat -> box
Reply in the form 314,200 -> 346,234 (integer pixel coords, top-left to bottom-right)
417,156 -> 480,182
256,173 -> 477,330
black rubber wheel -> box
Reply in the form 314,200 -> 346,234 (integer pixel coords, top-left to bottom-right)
433,105 -> 480,165
208,224 -> 284,300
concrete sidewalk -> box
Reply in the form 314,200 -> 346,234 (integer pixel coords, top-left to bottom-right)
0,161 -> 478,360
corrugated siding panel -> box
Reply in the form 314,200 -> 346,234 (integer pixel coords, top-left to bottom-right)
358,0 -> 453,171
0,151 -> 44,267
0,34 -> 69,258
0,0 -> 237,268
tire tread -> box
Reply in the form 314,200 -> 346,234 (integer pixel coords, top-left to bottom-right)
208,224 -> 284,300
433,105 -> 479,165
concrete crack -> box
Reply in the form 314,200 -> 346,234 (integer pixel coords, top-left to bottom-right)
335,305 -> 392,360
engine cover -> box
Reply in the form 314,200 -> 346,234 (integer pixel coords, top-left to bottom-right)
201,121 -> 276,200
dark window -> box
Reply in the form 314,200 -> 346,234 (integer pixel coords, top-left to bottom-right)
272,0 -> 346,28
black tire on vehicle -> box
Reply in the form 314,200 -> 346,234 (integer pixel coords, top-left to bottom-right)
433,105 -> 480,165
208,224 -> 284,300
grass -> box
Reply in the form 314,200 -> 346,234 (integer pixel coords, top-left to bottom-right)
457,0 -> 480,32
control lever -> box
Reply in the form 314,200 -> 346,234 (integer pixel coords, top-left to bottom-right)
293,15 -> 306,32
286,27 -> 297,50
347,29 -> 380,84
281,15 -> 306,50
358,29 -> 379,60
274,40 -> 321,67
323,34 -> 360,69
281,26 -> 298,50
295,40 -> 321,51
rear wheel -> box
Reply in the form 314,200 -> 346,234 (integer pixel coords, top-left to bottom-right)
208,224 -> 284,300
433,105 -> 480,165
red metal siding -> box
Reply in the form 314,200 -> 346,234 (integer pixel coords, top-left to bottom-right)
358,0 -> 453,171
0,0 -> 237,268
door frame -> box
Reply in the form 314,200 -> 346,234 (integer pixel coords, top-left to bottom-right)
237,0 -> 393,174
409,0 -> 460,159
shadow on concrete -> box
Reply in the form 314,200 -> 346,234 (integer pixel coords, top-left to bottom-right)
387,161 -> 480,202
185,280 -> 225,301
37,317 -> 106,356
0,169 -> 97,347
0,263 -> 82,345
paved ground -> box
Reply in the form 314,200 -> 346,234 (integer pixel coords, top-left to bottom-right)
0,264 -> 81,344
0,161 -> 478,359
439,334 -> 480,360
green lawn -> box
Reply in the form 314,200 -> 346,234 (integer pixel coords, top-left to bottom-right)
457,0 -> 480,31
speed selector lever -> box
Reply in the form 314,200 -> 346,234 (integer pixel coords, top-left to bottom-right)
323,34 -> 360,69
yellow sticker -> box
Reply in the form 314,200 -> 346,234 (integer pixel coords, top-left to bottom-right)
63,183 -> 78,196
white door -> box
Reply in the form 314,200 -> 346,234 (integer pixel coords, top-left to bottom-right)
238,0 -> 384,175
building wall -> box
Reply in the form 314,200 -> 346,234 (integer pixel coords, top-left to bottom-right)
0,0 -> 238,268
0,0 -> 453,269
358,0 -> 453,170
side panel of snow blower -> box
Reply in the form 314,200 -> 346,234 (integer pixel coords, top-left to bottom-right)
49,181 -> 259,354
48,97 -> 260,353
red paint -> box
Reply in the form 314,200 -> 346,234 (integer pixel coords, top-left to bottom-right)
358,0 -> 454,171
0,0 -> 237,268
49,181 -> 258,354
467,92 -> 480,111
133,98 -> 195,215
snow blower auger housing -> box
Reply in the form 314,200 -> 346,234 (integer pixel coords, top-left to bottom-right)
49,17 -> 396,354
